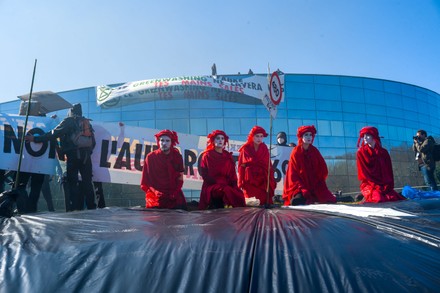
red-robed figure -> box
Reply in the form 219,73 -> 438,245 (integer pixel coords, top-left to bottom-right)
238,126 -> 276,205
198,130 -> 246,209
356,126 -> 405,203
140,130 -> 187,209
283,125 -> 336,206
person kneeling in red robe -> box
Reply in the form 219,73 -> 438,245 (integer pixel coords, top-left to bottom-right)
140,130 -> 187,209
283,125 -> 336,206
198,130 -> 246,209
356,126 -> 405,203
238,126 -> 276,206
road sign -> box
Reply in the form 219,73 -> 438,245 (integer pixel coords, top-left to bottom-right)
269,72 -> 282,105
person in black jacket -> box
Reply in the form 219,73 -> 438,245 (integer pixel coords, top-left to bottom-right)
26,103 -> 96,210
276,131 -> 288,146
412,129 -> 438,191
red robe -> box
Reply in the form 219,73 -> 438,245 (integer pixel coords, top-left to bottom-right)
283,145 -> 336,205
357,144 -> 405,203
198,150 -> 246,209
238,143 -> 276,205
140,148 -> 187,209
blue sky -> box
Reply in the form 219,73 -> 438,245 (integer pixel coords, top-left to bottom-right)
0,0 -> 439,103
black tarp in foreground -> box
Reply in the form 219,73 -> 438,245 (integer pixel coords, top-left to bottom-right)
1,200 -> 440,292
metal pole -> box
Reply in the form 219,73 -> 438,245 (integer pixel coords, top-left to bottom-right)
14,59 -> 37,189
265,114 -> 273,208
265,63 -> 272,208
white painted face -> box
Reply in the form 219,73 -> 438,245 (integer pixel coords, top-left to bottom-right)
253,133 -> 264,145
277,137 -> 285,145
302,132 -> 313,145
159,135 -> 172,152
214,135 -> 225,148
363,134 -> 374,145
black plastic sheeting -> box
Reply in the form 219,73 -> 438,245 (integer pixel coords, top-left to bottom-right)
1,200 -> 440,292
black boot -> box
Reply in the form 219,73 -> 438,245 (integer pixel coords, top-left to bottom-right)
290,193 -> 306,206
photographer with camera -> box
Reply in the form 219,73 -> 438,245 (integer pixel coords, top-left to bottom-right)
412,129 -> 438,191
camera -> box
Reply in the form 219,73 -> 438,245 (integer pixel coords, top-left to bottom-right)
413,136 -> 422,143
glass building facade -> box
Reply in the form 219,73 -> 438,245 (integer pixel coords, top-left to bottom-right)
2,74 -> 439,208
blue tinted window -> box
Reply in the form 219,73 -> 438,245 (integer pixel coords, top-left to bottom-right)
345,137 -> 358,148
316,136 -> 346,148
273,109 -> 288,119
87,113 -> 101,121
366,114 -> 386,125
139,120 -> 156,128
207,118 -> 224,132
241,119 -> 257,134
343,112 -> 366,122
404,111 -> 419,123
383,81 -> 401,94
414,98 -> 430,113
315,84 -> 341,100
314,75 -> 340,85
341,86 -> 364,103
364,89 -> 385,105
285,75 -> 314,83
429,107 -> 440,121
156,119 -> 173,130
315,100 -> 342,111
122,101 -> 153,111
387,117 -> 403,127
363,78 -> 383,91
385,93 -> 403,108
156,109 -> 188,119
173,119 -> 189,133
155,99 -> 189,109
288,109 -> 317,119
224,101 -> 256,109
190,119 -> 207,135
331,121 -> 344,136
287,82 -> 315,99
340,76 -> 363,87
302,119 -> 317,128
0,101 -> 21,113
317,146 -> 347,157
224,118 -> 241,135
387,126 -> 399,140
342,102 -> 366,114
316,111 -> 343,120
287,98 -> 316,110
366,104 -> 386,116
255,118 -> 270,132
343,122 -> 358,137
386,107 -> 404,119
273,119 -> 288,132
401,84 -> 416,97
98,112 -> 122,122
396,127 -> 407,142
256,108 -> 272,117
224,108 -> 256,118
190,99 -> 223,108
317,120 -> 331,136
288,119 -> 303,134
87,100 -> 103,113
190,108 -> 223,118
122,110 -> 155,121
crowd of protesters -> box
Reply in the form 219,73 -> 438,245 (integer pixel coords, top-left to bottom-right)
3,102 -> 437,213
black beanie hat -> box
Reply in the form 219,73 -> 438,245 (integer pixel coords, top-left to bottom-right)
277,131 -> 287,140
